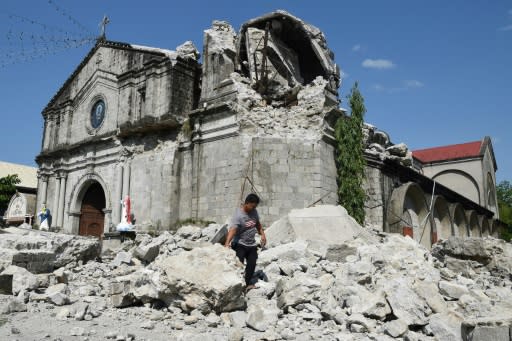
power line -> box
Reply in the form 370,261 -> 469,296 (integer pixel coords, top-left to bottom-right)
0,37 -> 94,69
1,26 -> 96,65
0,1 -> 97,70
47,0 -> 94,36
0,37 -> 95,60
3,29 -> 94,46
4,13 -> 87,37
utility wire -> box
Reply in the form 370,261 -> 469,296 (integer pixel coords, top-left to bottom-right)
5,13 -> 87,37
0,2 -> 97,70
47,0 -> 94,36
0,38 -> 94,69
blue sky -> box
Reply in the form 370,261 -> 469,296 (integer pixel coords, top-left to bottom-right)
1,1 -> 511,181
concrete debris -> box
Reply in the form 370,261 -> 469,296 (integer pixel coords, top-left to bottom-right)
153,244 -> 246,313
384,319 -> 408,337
175,41 -> 200,61
0,265 -> 38,295
245,299 -> 280,332
132,243 -> 159,263
194,9 -> 345,155
112,251 -> 133,267
1,205 -> 512,340
386,142 -> 409,157
0,227 -> 100,274
461,316 -> 512,341
46,283 -> 70,306
363,123 -> 413,166
0,297 -> 27,314
238,10 -> 339,103
265,204 -> 376,258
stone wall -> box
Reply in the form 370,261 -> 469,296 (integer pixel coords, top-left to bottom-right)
177,134 -> 338,226
177,135 -> 249,223
362,163 -> 395,231
363,166 -> 385,229
120,134 -> 179,231
245,136 -> 338,224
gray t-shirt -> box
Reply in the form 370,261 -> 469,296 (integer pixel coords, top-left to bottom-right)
230,208 -> 260,247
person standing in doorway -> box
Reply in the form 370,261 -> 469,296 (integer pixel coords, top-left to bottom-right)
225,193 -> 267,291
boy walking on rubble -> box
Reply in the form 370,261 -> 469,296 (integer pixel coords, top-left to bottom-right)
225,194 -> 267,291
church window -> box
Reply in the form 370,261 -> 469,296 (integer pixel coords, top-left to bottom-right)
91,99 -> 106,129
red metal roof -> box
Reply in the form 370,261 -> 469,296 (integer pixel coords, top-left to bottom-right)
412,140 -> 483,163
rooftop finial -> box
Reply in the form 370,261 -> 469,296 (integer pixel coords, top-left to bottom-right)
99,15 -> 110,40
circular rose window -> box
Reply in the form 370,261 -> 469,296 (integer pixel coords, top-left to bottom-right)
91,100 -> 106,129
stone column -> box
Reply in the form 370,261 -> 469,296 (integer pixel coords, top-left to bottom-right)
58,113 -> 66,146
40,176 -> 48,205
103,209 -> 112,234
43,119 -> 51,151
113,163 -> 124,224
122,162 -> 131,200
57,174 -> 67,228
52,175 -> 61,227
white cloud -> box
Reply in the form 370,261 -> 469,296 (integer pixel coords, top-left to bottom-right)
352,44 -> 361,52
499,24 -> 512,31
373,80 -> 424,93
362,58 -> 395,69
373,84 -> 385,91
404,80 -> 424,88
373,84 -> 402,93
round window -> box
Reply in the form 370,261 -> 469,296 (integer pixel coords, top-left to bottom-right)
91,100 -> 106,129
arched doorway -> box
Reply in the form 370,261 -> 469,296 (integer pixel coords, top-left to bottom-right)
79,182 -> 106,238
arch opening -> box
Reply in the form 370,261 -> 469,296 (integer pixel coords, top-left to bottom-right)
487,173 -> 497,213
78,182 -> 106,238
452,204 -> 468,237
432,196 -> 452,242
480,217 -> 490,237
467,211 -> 480,237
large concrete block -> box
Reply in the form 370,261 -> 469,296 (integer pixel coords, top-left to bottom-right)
461,317 -> 512,341
133,243 -> 160,263
470,326 -> 509,341
265,205 -> 366,249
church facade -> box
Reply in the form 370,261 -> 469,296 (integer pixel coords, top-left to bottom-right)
36,40 -> 200,236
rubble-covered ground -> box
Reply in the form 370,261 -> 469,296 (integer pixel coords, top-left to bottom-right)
1,205 -> 511,341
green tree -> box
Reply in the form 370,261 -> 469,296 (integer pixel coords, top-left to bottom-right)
334,82 -> 366,224
0,174 -> 21,215
497,180 -> 512,241
497,180 -> 512,207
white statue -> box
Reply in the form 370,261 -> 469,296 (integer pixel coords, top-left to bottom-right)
38,204 -> 50,231
116,195 -> 134,232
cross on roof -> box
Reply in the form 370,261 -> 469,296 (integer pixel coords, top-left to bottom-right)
99,15 -> 110,40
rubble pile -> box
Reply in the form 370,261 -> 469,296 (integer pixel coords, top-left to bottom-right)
0,227 -> 100,274
229,73 -> 337,140
195,11 -> 344,143
1,206 -> 512,340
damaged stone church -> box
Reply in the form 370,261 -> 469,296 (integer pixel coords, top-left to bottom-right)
35,10 -> 503,248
